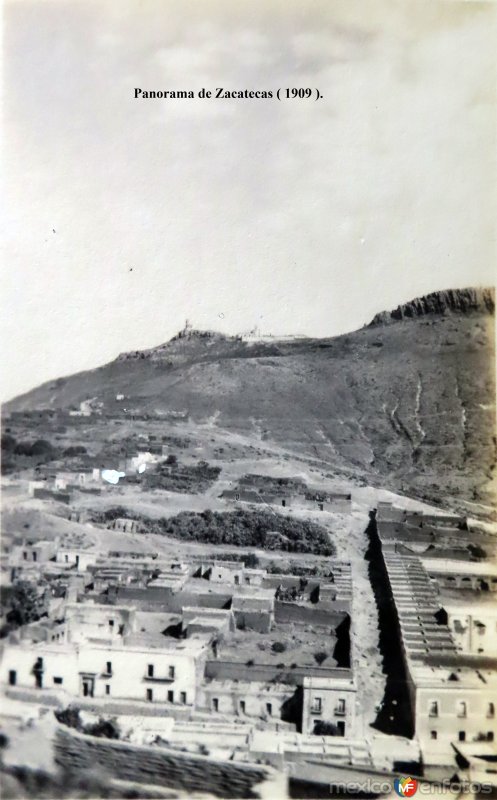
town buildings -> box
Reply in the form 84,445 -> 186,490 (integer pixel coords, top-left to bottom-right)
376,504 -> 497,770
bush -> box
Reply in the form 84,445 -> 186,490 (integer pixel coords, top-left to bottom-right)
62,445 -> 87,457
55,707 -> 120,740
1,434 -> 16,452
313,650 -> 328,665
314,720 -> 340,736
87,718 -> 120,739
30,439 -> 55,456
55,706 -> 82,730
271,641 -> 286,653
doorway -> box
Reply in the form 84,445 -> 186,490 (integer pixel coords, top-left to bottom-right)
81,677 -> 95,697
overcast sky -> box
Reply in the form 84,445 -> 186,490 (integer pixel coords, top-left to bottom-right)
2,0 -> 496,400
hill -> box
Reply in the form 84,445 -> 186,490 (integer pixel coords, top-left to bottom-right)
4,288 -> 496,511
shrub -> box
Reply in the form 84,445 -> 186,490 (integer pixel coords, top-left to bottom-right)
63,445 -> 87,457
30,439 -> 55,456
271,641 -> 286,653
1,434 -> 16,452
314,720 -> 340,736
313,650 -> 328,665
87,717 -> 120,739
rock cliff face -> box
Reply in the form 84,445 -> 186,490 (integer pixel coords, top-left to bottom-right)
369,288 -> 494,326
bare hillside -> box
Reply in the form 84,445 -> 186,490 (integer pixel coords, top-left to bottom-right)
4,288 -> 496,510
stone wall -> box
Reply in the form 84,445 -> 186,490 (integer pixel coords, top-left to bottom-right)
274,602 -> 346,626
205,660 -> 351,686
116,587 -> 232,611
54,725 -> 272,798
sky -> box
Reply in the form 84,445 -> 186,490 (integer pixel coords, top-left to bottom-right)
2,0 -> 496,401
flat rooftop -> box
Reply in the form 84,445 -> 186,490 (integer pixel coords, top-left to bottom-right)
422,558 -> 497,577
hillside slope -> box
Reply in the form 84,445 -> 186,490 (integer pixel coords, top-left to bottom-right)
4,288 -> 496,510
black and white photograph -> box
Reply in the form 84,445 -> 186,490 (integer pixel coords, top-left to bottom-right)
1,1 -> 496,798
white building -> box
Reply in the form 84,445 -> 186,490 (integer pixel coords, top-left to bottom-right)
413,665 -> 497,758
302,675 -> 357,736
445,604 -> 497,657
2,602 -> 209,707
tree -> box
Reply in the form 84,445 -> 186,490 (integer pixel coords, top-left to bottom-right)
5,583 -> 45,628
30,439 -> 55,456
1,434 -> 16,452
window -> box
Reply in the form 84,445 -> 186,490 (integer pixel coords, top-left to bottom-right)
240,700 -> 246,714
311,697 -> 322,714
488,703 -> 495,718
429,701 -> 438,718
65,555 -> 69,563
336,698 -> 346,716
180,691 -> 187,704
458,731 -> 466,742
168,665 -> 175,679
430,731 -> 437,740
212,698 -> 219,712
146,688 -> 153,702
106,661 -> 112,675
457,701 -> 467,718
167,690 -> 174,702
147,664 -> 154,678
105,684 -> 111,695
53,677 -> 63,685
108,619 -> 114,628
33,552 -> 38,562
488,732 -> 494,742
8,670 -> 17,686
266,703 -> 272,716
23,552 -> 28,560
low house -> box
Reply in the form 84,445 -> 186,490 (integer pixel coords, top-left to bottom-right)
182,607 -> 233,639
231,594 -> 274,633
10,539 -> 58,566
56,549 -> 100,572
110,518 -> 139,533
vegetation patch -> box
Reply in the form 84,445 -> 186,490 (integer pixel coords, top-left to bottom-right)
90,507 -> 335,555
1,434 -> 59,474
144,459 -> 221,494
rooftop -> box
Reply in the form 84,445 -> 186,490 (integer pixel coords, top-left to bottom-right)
422,558 -> 497,577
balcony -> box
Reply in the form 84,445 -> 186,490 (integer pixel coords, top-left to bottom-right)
143,675 -> 174,683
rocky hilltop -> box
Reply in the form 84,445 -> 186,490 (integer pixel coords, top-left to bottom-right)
4,288 -> 495,511
369,287 -> 494,326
